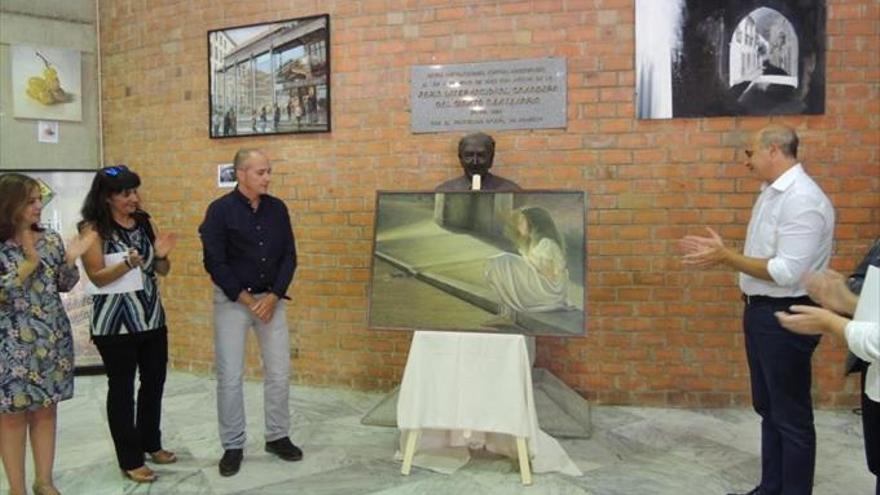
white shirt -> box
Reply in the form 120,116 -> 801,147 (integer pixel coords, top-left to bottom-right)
740,164 -> 835,297
846,321 -> 879,402
847,265 -> 880,402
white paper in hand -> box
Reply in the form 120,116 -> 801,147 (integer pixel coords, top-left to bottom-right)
84,252 -> 144,295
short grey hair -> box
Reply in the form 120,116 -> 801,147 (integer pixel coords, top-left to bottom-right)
758,124 -> 799,159
232,148 -> 266,171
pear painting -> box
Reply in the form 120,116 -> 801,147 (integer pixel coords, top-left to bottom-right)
12,45 -> 82,122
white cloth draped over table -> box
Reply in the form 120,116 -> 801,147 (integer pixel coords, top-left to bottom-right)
396,331 -> 582,476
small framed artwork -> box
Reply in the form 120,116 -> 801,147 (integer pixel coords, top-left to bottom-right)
208,14 -> 331,138
38,121 -> 60,143
217,163 -> 236,188
367,190 -> 587,336
7,169 -> 103,373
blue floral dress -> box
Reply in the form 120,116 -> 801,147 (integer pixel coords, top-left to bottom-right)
0,229 -> 78,413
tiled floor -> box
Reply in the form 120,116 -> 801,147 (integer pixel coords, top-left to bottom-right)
2,371 -> 872,494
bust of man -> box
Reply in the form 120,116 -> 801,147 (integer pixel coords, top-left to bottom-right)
436,132 -> 521,192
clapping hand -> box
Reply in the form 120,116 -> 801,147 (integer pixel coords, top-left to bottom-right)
64,230 -> 98,265
680,227 -> 728,268
802,270 -> 857,316
775,304 -> 848,336
126,248 -> 145,269
154,232 -> 177,259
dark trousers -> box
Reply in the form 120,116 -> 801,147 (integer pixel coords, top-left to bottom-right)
861,368 -> 880,494
94,329 -> 168,470
744,300 -> 820,495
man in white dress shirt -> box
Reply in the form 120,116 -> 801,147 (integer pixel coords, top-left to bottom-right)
680,124 -> 835,495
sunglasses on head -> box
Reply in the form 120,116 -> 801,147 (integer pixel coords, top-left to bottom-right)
102,164 -> 128,177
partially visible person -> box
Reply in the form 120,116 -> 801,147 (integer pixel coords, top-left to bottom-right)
199,149 -> 301,477
778,253 -> 880,494
436,132 -> 521,192
484,206 -> 569,327
0,173 -> 95,495
78,165 -> 178,483
680,124 -> 834,495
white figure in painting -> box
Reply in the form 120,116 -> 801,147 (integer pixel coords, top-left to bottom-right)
484,206 -> 570,327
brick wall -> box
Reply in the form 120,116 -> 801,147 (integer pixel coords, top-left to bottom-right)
98,0 -> 879,407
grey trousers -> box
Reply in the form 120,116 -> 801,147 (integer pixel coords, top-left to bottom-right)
213,287 -> 290,449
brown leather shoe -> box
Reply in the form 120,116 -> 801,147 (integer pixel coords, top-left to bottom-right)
148,449 -> 177,464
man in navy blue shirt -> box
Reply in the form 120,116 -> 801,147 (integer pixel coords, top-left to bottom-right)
199,148 -> 301,476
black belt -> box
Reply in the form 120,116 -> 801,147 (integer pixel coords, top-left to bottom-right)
741,294 -> 814,306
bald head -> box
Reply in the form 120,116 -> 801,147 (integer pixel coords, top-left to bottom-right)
233,148 -> 268,172
756,124 -> 799,159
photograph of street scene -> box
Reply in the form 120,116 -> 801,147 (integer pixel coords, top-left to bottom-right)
208,14 -> 330,137
368,191 -> 586,336
636,0 -> 825,118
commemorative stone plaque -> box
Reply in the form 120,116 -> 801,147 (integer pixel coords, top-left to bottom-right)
410,57 -> 566,133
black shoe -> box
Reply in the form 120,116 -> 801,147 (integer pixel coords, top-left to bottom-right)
218,448 -> 243,477
265,437 -> 303,461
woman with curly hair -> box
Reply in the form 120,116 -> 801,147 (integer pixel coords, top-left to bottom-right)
78,165 -> 177,483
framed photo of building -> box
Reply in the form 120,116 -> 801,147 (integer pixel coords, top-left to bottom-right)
208,14 -> 331,138
7,169 -> 103,373
367,191 -> 587,336
635,0 -> 826,118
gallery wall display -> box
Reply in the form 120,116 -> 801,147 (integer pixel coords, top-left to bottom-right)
11,45 -> 83,122
368,191 -> 587,336
635,0 -> 826,118
207,14 -> 331,138
10,169 -> 102,372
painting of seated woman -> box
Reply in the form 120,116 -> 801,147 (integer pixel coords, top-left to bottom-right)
368,191 -> 586,336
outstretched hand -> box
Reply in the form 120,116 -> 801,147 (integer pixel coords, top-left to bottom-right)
775,304 -> 849,337
680,227 -> 728,268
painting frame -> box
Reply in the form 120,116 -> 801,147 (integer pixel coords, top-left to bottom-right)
367,190 -> 587,337
11,44 -> 83,122
635,0 -> 826,119
5,169 -> 103,374
207,13 -> 331,139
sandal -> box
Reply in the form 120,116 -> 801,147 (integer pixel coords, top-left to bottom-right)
148,449 -> 178,464
32,482 -> 61,495
122,466 -> 157,483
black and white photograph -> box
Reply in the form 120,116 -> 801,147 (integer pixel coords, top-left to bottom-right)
636,0 -> 826,119
208,14 -> 330,138
217,163 -> 236,188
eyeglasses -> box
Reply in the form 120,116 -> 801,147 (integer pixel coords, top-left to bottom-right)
102,164 -> 128,177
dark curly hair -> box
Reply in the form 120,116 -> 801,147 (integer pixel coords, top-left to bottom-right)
78,165 -> 144,240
